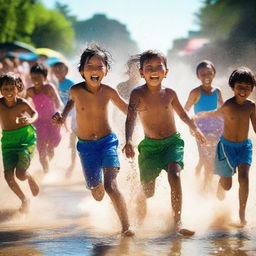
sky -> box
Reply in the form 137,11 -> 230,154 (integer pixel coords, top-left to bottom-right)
42,0 -> 203,54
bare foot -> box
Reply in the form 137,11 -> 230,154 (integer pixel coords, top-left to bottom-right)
122,229 -> 135,237
19,199 -> 30,213
228,221 -> 246,228
28,178 -> 40,197
216,183 -> 225,201
91,183 -> 105,201
136,193 -> 147,225
240,219 -> 247,227
178,228 -> 195,236
175,221 -> 195,236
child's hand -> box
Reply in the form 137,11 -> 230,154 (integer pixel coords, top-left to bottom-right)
194,128 -> 206,144
16,115 -> 30,125
122,142 -> 135,158
52,112 -> 65,126
193,114 -> 199,121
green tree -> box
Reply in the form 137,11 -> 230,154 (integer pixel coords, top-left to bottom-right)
54,1 -> 77,24
194,0 -> 256,69
30,4 -> 74,53
0,0 -> 36,43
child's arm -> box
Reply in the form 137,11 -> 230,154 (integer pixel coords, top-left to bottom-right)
110,87 -> 128,114
17,100 -> 38,124
25,103 -> 38,123
217,88 -> 224,106
172,91 -> 205,144
123,91 -> 139,158
250,102 -> 256,134
48,84 -> 63,110
184,89 -> 199,112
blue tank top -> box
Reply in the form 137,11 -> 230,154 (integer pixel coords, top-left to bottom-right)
194,88 -> 218,114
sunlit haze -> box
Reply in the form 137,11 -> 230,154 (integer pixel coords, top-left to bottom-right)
42,0 -> 203,54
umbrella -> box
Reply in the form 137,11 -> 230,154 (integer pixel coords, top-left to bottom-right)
35,48 -> 66,62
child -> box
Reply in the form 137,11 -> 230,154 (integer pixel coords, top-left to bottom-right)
0,73 -> 39,212
26,63 -> 62,173
195,67 -> 256,225
52,43 -> 134,236
123,50 -> 205,235
51,61 -> 76,177
184,60 -> 224,189
116,59 -> 141,101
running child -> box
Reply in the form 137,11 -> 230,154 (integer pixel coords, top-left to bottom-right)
26,63 -> 62,173
52,43 -> 134,236
51,61 -> 76,177
0,73 -> 39,213
195,67 -> 256,225
123,50 -> 205,235
184,60 -> 224,190
116,59 -> 141,101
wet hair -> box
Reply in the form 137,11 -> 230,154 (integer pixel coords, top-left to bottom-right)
0,72 -> 24,92
30,63 -> 48,78
78,43 -> 112,78
196,60 -> 216,75
229,67 -> 256,88
128,49 -> 167,70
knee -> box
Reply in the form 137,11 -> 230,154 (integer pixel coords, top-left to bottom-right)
144,189 -> 154,198
91,189 -> 105,201
222,182 -> 232,191
16,171 -> 26,181
168,170 -> 180,184
238,173 -> 249,185
4,172 -> 14,183
104,181 -> 117,195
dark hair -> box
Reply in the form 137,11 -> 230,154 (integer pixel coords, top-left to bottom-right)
52,61 -> 68,69
30,63 -> 48,77
196,60 -> 216,75
229,67 -> 256,88
78,43 -> 112,78
0,72 -> 24,92
131,50 -> 167,70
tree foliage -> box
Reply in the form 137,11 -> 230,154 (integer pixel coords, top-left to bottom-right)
0,0 -> 35,43
0,0 -> 74,53
31,4 -> 74,53
194,0 -> 256,69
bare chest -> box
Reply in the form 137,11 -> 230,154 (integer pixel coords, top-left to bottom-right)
139,93 -> 172,113
74,91 -> 109,113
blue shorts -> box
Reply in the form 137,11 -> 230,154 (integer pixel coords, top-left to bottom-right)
77,133 -> 120,188
214,136 -> 252,177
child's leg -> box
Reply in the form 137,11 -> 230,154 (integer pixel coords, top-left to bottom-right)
217,176 -> 232,200
16,168 -> 39,197
237,163 -> 250,225
91,183 -> 105,201
168,162 -> 194,236
195,159 -> 203,176
167,162 -> 182,224
37,141 -> 49,173
66,132 -> 77,178
135,180 -> 156,224
4,169 -> 26,203
103,167 -> 134,236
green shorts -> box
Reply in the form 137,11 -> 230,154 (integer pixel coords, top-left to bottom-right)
138,132 -> 184,184
1,125 -> 36,171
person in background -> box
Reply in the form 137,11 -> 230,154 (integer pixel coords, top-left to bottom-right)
0,72 -> 39,213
